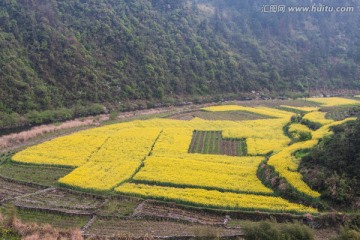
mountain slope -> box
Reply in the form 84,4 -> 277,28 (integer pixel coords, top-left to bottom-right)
0,0 -> 360,114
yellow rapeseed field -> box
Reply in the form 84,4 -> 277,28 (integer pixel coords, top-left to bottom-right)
115,183 -> 317,213
202,105 -> 293,119
12,133 -> 109,167
307,97 -> 360,106
13,102 -> 355,213
134,155 -> 273,194
280,105 -> 319,112
303,111 -> 333,125
58,128 -> 162,190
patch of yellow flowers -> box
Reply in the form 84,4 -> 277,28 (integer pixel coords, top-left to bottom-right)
202,105 -> 293,119
303,111 -> 334,125
12,133 -> 109,167
115,183 -> 317,213
13,100 -> 358,213
307,97 -> 359,106
59,128 -> 162,190
134,155 -> 273,194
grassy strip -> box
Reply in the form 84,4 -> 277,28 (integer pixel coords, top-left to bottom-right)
277,106 -> 307,114
239,138 -> 247,156
201,109 -> 277,119
0,162 -> 73,187
300,118 -> 322,130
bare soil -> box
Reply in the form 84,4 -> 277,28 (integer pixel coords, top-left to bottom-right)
133,200 -> 226,225
188,131 -> 245,156
13,188 -> 105,215
0,177 -> 43,203
85,218 -> 244,239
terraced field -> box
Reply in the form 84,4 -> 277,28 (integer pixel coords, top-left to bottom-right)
6,97 -> 360,216
188,130 -> 246,156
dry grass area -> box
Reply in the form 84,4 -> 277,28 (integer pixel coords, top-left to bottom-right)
133,200 -> 226,225
0,177 -> 43,203
13,188 -> 104,215
0,116 -> 109,150
86,218 -> 243,239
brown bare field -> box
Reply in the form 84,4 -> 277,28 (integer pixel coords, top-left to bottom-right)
13,188 -> 105,215
86,218 -> 243,239
133,200 -> 226,225
0,177 -> 43,203
188,130 -> 246,156
169,109 -> 270,121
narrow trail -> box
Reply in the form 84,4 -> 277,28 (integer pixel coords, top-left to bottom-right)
81,215 -> 97,233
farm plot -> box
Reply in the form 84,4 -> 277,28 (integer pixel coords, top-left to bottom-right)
133,155 -> 272,194
85,218 -> 243,238
188,130 -> 246,156
10,208 -> 90,229
169,110 -> 270,121
303,111 -> 334,125
96,198 -> 142,217
13,188 -> 104,215
306,97 -> 360,106
115,183 -> 317,213
0,162 -> 72,186
0,177 -> 42,202
133,200 -> 225,225
323,105 -> 360,121
13,101 -> 358,213
58,128 -> 162,190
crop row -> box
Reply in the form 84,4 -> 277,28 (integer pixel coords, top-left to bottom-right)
115,183 -> 317,214
58,128 -> 162,190
188,130 -> 246,156
134,155 -> 273,194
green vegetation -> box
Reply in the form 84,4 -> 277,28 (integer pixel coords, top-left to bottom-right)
188,130 -> 246,156
242,221 -> 315,240
300,118 -> 360,209
331,227 -> 360,240
1,0 -> 360,130
97,198 -> 141,217
0,104 -> 106,130
324,105 -> 360,121
0,160 -> 72,186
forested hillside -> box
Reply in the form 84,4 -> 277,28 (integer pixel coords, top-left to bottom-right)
1,0 -> 360,116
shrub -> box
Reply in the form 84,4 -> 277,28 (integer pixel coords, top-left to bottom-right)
243,221 -> 315,240
281,222 -> 315,240
331,227 -> 360,240
243,221 -> 281,240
